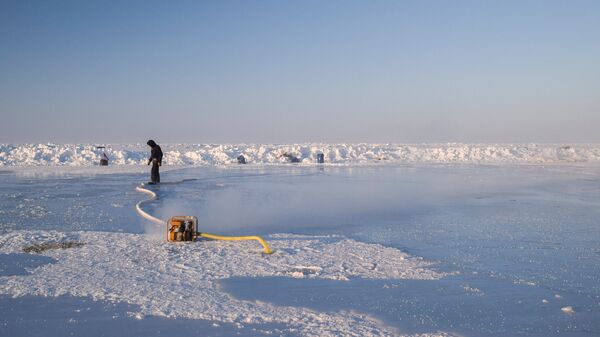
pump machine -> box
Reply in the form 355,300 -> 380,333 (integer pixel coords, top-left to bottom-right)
136,185 -> 273,254
167,216 -> 198,242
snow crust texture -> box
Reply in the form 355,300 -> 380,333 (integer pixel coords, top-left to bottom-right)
0,230 -> 449,337
1,143 -> 599,166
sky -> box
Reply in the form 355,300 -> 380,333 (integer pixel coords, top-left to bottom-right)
1,0 -> 599,144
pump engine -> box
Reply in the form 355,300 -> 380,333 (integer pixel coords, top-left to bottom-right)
167,216 -> 198,242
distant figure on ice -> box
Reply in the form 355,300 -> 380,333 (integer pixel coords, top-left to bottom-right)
146,140 -> 163,184
100,152 -> 109,166
97,146 -> 109,166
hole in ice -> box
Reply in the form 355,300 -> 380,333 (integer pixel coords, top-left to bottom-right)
23,241 -> 85,254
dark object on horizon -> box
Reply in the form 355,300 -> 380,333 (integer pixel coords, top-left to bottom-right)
97,146 -> 109,166
282,153 -> 300,163
146,140 -> 163,184
316,153 -> 324,164
237,155 -> 247,164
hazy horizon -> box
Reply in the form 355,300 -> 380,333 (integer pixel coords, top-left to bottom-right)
1,1 -> 599,144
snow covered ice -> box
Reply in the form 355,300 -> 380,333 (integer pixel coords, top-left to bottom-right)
0,230 -> 446,337
1,150 -> 600,336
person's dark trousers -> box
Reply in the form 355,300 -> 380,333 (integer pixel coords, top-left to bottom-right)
151,162 -> 160,183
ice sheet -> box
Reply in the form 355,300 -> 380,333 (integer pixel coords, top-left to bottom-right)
1,164 -> 599,336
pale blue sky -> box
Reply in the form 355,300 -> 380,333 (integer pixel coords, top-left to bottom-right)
1,1 -> 599,143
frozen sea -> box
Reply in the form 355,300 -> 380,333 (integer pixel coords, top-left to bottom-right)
1,163 -> 599,336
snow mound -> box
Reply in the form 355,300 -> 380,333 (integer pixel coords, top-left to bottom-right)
0,230 -> 449,337
1,143 -> 600,166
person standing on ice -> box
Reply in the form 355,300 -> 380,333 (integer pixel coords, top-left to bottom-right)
146,140 -> 163,184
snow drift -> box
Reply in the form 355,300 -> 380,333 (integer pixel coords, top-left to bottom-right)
1,143 -> 600,167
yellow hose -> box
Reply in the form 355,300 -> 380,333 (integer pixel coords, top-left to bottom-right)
198,232 -> 273,254
135,184 -> 273,254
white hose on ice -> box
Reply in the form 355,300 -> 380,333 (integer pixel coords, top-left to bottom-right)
135,185 -> 166,226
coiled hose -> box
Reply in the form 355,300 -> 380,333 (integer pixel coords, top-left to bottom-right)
135,184 -> 273,254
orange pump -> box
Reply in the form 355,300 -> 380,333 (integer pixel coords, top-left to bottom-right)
167,216 -> 198,242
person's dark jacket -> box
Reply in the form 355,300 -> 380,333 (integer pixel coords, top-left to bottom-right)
147,140 -> 163,165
